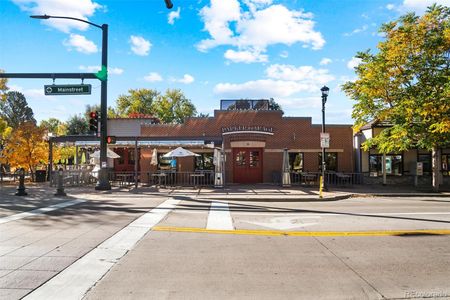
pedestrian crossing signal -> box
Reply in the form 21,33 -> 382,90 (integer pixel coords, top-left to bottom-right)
107,136 -> 116,144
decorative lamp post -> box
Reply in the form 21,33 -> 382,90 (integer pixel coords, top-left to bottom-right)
320,85 -> 329,191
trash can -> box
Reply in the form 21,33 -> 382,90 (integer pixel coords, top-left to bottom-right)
35,170 -> 47,182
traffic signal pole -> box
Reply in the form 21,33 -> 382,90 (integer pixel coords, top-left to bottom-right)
95,23 -> 111,190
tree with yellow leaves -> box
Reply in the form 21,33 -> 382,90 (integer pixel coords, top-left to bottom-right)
343,5 -> 450,191
1,122 -> 48,180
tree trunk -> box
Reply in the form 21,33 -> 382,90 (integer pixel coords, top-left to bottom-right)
431,146 -> 441,192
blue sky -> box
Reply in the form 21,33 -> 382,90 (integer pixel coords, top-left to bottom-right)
1,0 -> 448,124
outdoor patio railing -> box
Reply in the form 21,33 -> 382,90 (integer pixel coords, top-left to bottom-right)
147,170 -> 214,187
290,172 -> 364,186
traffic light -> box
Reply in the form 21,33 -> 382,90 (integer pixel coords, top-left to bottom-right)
89,111 -> 99,134
107,136 -> 116,144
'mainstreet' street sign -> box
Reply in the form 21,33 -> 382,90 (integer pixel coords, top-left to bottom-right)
44,84 -> 91,96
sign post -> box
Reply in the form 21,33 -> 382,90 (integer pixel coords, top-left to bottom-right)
44,84 -> 91,95
320,133 -> 330,149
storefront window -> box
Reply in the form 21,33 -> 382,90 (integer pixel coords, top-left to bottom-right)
116,148 -> 125,165
442,154 -> 450,176
249,151 -> 260,167
157,153 -> 173,170
289,153 -> 303,172
128,149 -> 136,165
195,153 -> 214,170
236,151 -> 246,166
369,154 -> 403,176
318,153 -> 337,172
417,154 -> 431,174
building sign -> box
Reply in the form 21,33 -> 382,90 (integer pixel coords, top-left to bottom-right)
44,84 -> 92,96
416,162 -> 423,176
320,132 -> 330,148
221,125 -> 274,135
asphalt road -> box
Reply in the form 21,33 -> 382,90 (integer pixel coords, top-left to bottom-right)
0,189 -> 449,300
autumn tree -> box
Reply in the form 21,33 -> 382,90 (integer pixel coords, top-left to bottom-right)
343,5 -> 450,191
1,122 -> 48,179
152,89 -> 197,123
0,69 -> 8,101
0,91 -> 35,128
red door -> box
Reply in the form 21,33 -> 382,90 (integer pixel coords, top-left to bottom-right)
233,148 -> 263,184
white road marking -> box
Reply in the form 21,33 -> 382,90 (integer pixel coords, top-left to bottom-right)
23,198 -> 180,300
0,199 -> 86,225
207,201 -> 234,230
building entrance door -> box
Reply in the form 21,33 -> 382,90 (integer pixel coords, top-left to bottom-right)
233,148 -> 263,184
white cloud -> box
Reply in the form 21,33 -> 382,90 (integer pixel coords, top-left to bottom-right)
130,35 -> 151,56
144,72 -> 163,82
215,63 -> 335,98
12,0 -> 102,33
319,58 -> 332,66
386,4 -> 396,10
265,64 -> 335,84
63,34 -> 98,54
214,79 -> 312,98
347,57 -> 362,70
344,25 -> 368,36
79,65 -> 124,75
168,7 -> 181,25
401,0 -> 449,13
224,49 -> 268,63
279,51 -> 289,58
197,1 -> 324,63
171,74 -> 195,84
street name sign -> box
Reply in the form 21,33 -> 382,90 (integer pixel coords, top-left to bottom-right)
44,84 -> 91,95
320,132 -> 330,148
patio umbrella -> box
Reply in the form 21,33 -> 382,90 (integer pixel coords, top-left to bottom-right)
81,152 -> 86,164
151,149 -> 158,165
91,149 -> 121,159
282,148 -> 291,187
162,147 -> 200,158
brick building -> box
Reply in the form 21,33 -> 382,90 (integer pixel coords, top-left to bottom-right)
108,100 -> 354,185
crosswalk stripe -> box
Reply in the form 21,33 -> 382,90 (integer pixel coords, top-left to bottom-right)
24,198 -> 180,300
0,199 -> 86,225
206,201 -> 234,230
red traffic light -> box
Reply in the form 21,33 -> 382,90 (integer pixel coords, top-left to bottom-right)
90,111 -> 97,119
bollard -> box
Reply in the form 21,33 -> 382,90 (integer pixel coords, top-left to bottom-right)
15,168 -> 28,196
54,168 -> 67,197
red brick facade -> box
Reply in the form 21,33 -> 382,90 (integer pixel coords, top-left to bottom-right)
139,110 -> 354,184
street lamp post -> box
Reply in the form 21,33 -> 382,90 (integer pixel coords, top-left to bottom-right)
31,14 -> 111,189
320,85 -> 329,192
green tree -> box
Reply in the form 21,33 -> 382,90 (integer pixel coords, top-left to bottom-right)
268,98 -> 283,113
0,91 -> 35,128
152,89 -> 197,124
40,118 -> 67,136
115,88 -> 160,117
343,5 -> 450,191
66,114 -> 89,135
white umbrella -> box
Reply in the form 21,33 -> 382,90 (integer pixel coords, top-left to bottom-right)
151,149 -> 158,165
162,147 -> 200,158
91,149 -> 121,159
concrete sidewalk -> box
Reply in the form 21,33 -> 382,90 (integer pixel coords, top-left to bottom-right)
1,182 -> 450,205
